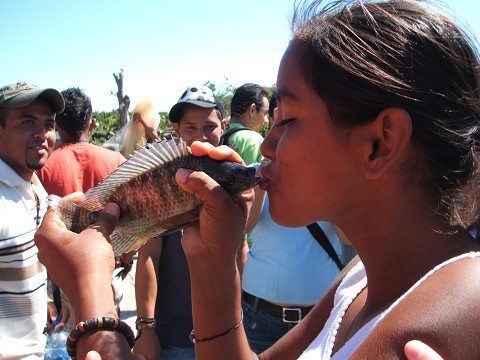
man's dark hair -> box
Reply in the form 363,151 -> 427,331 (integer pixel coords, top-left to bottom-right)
56,87 -> 92,137
230,83 -> 268,118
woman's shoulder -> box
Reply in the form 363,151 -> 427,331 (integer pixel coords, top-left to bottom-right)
354,253 -> 480,359
262,257 -> 361,359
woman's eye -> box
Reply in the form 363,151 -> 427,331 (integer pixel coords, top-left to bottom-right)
276,118 -> 294,127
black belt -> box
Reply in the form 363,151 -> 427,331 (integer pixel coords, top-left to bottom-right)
242,291 -> 313,323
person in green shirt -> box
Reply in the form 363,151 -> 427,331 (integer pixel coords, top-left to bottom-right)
222,83 -> 269,165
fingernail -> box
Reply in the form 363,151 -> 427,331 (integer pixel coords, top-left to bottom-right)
176,168 -> 192,184
103,203 -> 119,217
405,340 -> 426,359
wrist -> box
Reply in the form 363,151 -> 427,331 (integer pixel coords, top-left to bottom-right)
135,318 -> 156,340
71,278 -> 117,321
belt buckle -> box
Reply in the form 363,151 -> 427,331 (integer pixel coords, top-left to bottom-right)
282,307 -> 302,323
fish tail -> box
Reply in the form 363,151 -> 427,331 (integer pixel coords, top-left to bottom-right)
47,194 -> 99,233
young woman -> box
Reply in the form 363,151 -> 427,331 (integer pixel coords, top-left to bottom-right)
35,1 -> 480,359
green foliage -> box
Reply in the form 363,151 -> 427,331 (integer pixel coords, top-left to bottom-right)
260,122 -> 271,138
90,79 -> 276,147
90,110 -> 122,146
159,112 -> 175,138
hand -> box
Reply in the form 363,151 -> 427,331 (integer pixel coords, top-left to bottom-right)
144,126 -> 161,143
45,301 -> 71,332
176,141 -> 253,261
405,340 -> 444,360
35,192 -> 120,321
85,351 -> 145,360
133,329 -> 161,360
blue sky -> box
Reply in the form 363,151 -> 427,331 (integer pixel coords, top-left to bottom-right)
2,0 -> 479,112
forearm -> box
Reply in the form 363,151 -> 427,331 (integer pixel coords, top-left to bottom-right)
236,239 -> 249,276
72,275 -> 134,359
135,242 -> 160,318
188,254 -> 254,360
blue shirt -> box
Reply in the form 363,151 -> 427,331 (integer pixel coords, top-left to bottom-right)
242,195 -> 341,304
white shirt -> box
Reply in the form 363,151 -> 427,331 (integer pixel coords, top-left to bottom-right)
298,252 -> 480,359
0,158 -> 48,359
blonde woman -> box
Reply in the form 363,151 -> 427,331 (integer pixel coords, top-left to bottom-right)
120,96 -> 160,158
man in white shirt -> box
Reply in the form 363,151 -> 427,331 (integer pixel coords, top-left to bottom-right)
0,82 -> 64,359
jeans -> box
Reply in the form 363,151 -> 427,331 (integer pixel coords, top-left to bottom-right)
159,346 -> 195,360
241,297 -> 299,354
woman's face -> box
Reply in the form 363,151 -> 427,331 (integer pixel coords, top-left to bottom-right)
260,49 -> 360,227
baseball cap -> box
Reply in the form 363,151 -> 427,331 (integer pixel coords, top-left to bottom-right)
169,85 -> 224,123
0,82 -> 65,114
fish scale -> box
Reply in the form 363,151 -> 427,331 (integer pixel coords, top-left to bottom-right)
47,138 -> 261,255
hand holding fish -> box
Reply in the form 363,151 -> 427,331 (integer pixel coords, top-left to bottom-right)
35,194 -> 135,359
47,138 -> 260,256
35,192 -> 119,321
177,141 -> 254,259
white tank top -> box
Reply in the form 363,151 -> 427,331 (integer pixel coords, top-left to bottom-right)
298,252 -> 480,359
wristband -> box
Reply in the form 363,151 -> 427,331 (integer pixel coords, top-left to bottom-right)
135,317 -> 156,340
66,317 -> 135,359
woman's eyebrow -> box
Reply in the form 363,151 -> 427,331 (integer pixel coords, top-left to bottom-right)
276,88 -> 298,104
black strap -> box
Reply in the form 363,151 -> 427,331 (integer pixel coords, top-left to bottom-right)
51,280 -> 62,313
220,126 -> 251,146
307,223 -> 344,271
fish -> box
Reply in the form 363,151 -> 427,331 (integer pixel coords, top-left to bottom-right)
47,138 -> 261,255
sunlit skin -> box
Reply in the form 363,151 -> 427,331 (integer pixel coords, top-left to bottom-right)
172,105 -> 226,147
0,98 -> 56,181
133,112 -> 160,143
249,96 -> 270,132
259,49 -> 360,228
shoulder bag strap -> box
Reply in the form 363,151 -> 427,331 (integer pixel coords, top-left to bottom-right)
307,223 -> 344,271
220,126 -> 250,146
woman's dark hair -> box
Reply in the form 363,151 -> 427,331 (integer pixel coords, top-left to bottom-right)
290,0 -> 480,226
0,108 -> 5,127
230,83 -> 269,118
269,92 -> 277,120
56,87 -> 93,137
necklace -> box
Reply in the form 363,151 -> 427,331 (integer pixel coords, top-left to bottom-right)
30,181 -> 41,228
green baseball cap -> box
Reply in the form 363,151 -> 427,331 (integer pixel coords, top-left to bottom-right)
0,82 -> 65,114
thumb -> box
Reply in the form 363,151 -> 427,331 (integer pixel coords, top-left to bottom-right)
85,351 -> 101,360
404,340 -> 444,360
85,350 -> 145,360
92,203 -> 120,240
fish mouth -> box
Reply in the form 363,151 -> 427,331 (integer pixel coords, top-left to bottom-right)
253,176 -> 263,186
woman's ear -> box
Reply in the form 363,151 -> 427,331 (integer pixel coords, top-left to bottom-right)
362,108 -> 412,179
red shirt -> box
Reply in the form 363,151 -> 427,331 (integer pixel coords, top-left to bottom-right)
37,142 -> 125,196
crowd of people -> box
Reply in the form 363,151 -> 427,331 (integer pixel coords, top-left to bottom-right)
1,0 -> 480,359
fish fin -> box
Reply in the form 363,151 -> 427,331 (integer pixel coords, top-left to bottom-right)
47,194 -> 96,233
162,222 -> 196,236
160,208 -> 201,235
82,138 -> 188,211
110,231 -> 152,256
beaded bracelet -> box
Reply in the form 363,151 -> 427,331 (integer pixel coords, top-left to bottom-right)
189,309 -> 243,344
66,317 -> 135,359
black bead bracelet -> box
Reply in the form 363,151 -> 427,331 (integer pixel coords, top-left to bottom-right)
66,316 -> 135,359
